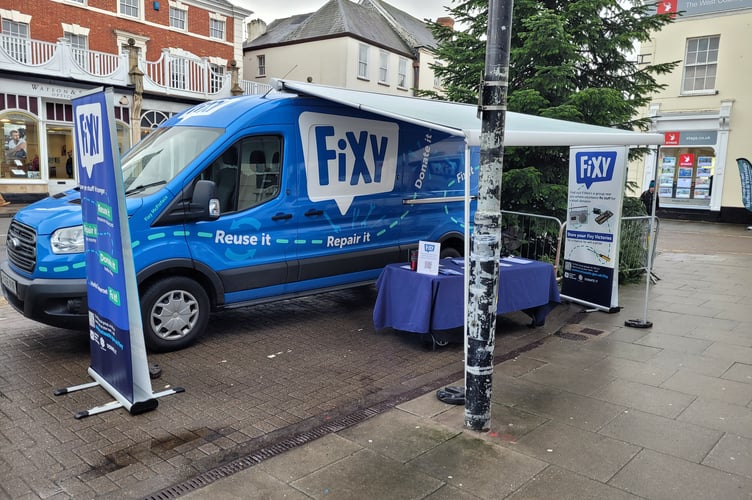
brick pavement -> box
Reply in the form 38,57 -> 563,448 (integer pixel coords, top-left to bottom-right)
0,272 -> 571,499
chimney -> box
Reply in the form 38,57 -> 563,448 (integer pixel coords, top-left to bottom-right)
436,17 -> 455,29
246,19 -> 268,42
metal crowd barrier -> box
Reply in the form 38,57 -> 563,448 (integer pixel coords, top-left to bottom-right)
500,210 -> 565,277
619,216 -> 660,281
498,211 -> 659,283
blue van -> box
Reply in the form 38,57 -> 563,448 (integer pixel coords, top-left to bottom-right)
1,84 -> 478,352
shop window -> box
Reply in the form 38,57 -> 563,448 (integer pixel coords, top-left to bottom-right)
658,147 -> 714,207
46,127 -> 74,180
2,111 -> 39,179
116,121 -> 132,157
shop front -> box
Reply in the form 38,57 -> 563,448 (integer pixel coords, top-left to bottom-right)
656,130 -> 717,209
642,100 -> 733,219
1,79 -> 131,201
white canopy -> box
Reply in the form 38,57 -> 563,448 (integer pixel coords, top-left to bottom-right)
273,79 -> 664,148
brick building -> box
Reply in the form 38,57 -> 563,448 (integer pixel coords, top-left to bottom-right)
0,0 -> 263,200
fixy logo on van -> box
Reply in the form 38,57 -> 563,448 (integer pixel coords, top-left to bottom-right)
299,112 -> 398,215
575,151 -> 617,189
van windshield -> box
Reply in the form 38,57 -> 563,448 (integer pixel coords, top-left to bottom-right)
122,126 -> 223,196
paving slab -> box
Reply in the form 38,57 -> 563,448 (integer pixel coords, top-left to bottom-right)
336,410 -> 460,463
409,432 -> 547,499
590,378 -> 697,418
291,448 -> 443,500
598,408 -> 722,463
507,465 -> 640,500
677,397 -> 752,439
609,449 -> 752,500
587,355 -> 677,387
508,420 -> 640,482
660,368 -> 752,406
257,434 -> 362,483
702,433 -> 752,479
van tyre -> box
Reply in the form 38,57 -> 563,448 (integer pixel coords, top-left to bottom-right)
440,247 -> 461,259
141,277 -> 209,352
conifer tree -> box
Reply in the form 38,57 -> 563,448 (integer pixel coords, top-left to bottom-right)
422,0 -> 678,217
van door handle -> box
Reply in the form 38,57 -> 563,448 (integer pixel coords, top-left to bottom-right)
272,212 -> 293,221
304,209 -> 324,217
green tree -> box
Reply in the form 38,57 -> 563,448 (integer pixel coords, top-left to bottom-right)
420,0 -> 678,219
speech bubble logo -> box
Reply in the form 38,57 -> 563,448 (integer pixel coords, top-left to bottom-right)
299,112 -> 398,215
575,151 -> 617,189
75,102 -> 104,179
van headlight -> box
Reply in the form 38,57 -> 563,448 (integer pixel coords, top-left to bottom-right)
51,226 -> 85,254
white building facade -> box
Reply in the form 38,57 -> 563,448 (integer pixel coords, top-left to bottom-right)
636,0 -> 752,223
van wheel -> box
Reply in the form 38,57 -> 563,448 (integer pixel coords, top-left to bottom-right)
440,246 -> 462,259
141,277 -> 209,352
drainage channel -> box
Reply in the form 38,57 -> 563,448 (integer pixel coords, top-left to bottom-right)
145,334 -> 551,499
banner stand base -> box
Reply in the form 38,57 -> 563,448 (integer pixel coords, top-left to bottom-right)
624,319 -> 653,329
54,380 -> 184,419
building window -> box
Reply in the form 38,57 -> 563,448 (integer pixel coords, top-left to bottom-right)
64,32 -> 88,69
119,0 -> 140,18
397,58 -> 408,88
2,111 -> 39,179
140,110 -> 170,138
257,55 -> 266,77
1,19 -> 30,63
209,18 -> 225,40
209,63 -> 224,93
681,35 -> 719,94
169,6 -> 187,30
379,50 -> 389,84
358,44 -> 369,79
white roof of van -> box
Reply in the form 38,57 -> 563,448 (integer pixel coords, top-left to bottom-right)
273,79 -> 664,147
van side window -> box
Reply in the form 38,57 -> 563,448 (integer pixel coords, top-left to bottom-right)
197,136 -> 282,215
200,145 -> 240,213
237,136 -> 283,211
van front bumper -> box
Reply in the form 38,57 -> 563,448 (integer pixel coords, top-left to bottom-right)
1,260 -> 89,330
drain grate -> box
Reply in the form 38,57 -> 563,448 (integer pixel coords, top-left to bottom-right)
144,335 -> 550,499
554,331 -> 589,341
580,327 -> 604,336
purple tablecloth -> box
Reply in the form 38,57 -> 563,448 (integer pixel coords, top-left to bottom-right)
373,258 -> 560,334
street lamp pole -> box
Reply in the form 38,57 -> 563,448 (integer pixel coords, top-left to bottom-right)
465,0 -> 514,431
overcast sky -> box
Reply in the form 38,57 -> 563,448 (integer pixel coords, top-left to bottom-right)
231,0 -> 453,25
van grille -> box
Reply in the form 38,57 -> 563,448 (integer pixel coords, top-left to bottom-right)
7,220 -> 37,273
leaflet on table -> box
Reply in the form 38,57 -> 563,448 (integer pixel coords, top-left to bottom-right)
438,267 -> 463,275
417,240 -> 441,275
502,256 -> 532,264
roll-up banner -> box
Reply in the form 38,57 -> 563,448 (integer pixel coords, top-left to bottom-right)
72,88 -> 157,414
561,146 -> 628,312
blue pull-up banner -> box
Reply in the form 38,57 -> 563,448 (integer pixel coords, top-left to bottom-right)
73,88 -> 156,412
